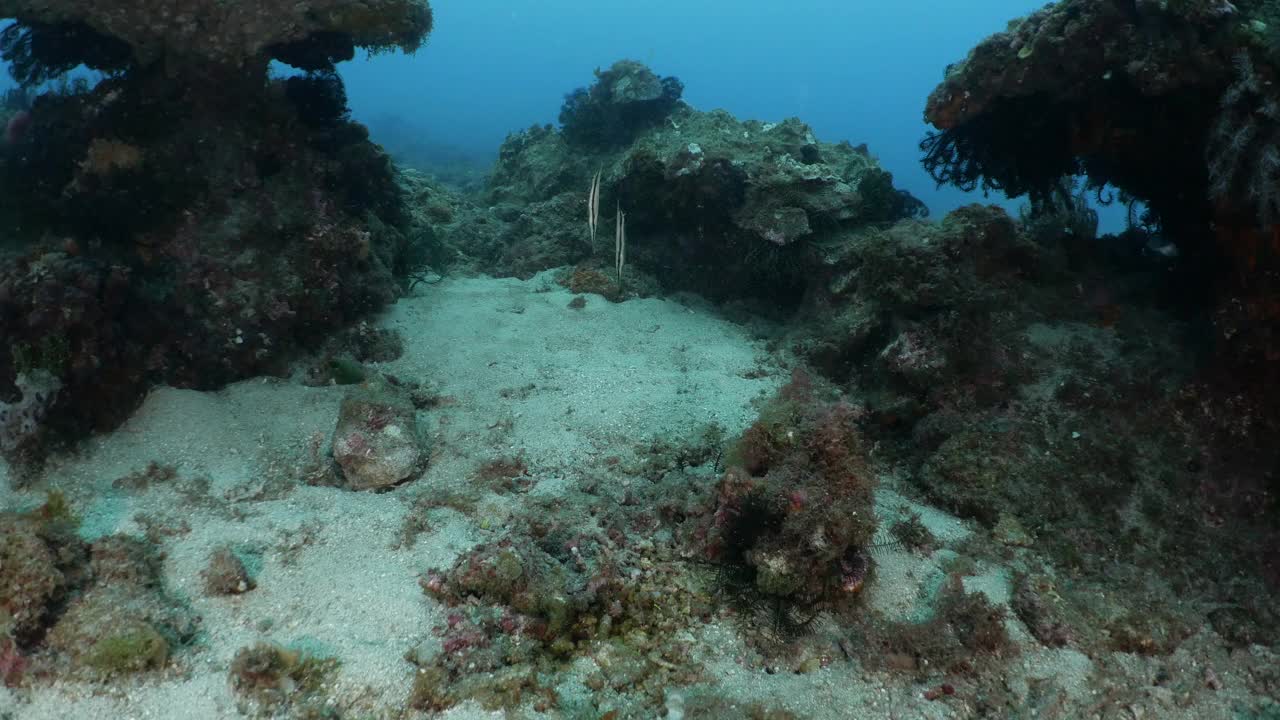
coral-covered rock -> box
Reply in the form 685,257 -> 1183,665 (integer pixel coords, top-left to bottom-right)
789,204 -> 1043,418
917,0 -> 1232,288
482,64 -> 924,305
878,328 -> 949,392
913,0 -> 1280,647
923,0 -> 1232,133
416,497 -> 708,713
203,547 -> 255,596
0,516 -> 65,641
559,59 -> 685,148
707,370 -> 877,607
0,635 -> 25,687
331,379 -> 424,490
0,495 -> 85,644
424,540 -> 570,636
0,370 -> 61,455
228,642 -> 340,716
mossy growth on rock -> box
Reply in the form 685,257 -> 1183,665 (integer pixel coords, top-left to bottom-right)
42,535 -> 199,679
82,621 -> 169,675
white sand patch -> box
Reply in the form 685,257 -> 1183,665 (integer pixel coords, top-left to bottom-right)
380,272 -> 777,479
865,549 -> 950,624
873,485 -> 972,546
961,565 -> 1012,607
689,621 -> 953,720
864,484 -> 975,623
1007,645 -> 1095,709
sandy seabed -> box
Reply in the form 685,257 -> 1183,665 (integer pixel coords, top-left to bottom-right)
0,273 -> 1272,719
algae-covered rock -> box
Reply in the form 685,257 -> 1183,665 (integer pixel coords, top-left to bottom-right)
0,516 -> 66,641
788,204 -> 1043,417
81,621 -> 169,675
331,377 -> 425,490
43,536 -> 198,678
708,371 -> 878,608
229,642 -> 341,715
919,0 -> 1280,506
203,547 -> 255,596
0,493 -> 86,644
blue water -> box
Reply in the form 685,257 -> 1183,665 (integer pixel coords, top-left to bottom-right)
0,3 -> 1130,229
339,1 -> 1130,226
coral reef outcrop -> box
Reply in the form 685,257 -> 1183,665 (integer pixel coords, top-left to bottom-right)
919,0 -> 1279,552
0,1 -> 437,469
475,60 -> 924,307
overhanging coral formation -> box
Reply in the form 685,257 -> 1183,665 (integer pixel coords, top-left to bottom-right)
922,0 -> 1231,239
920,0 -> 1280,511
0,0 -> 433,73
